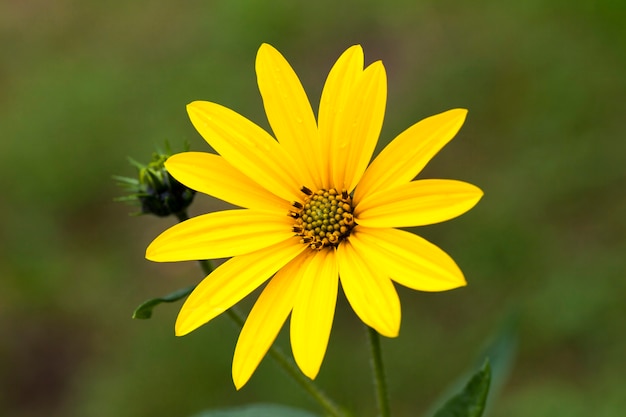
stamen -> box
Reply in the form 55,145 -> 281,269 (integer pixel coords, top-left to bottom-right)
290,187 -> 355,250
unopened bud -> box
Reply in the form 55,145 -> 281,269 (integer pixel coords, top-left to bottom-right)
114,144 -> 195,217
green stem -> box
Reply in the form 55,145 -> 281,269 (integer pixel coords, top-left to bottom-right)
175,210 -> 345,417
223,308 -> 344,417
175,210 -> 191,222
367,326 -> 391,417
266,341 -> 345,417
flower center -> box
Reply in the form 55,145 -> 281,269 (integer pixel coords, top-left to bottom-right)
290,186 -> 355,250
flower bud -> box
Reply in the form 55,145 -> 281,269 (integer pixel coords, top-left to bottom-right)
115,145 -> 195,217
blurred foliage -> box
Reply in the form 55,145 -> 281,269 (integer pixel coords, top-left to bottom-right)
433,361 -> 491,417
1,0 -> 625,417
190,404 -> 319,417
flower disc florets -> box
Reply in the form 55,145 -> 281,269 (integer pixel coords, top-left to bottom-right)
291,186 -> 355,250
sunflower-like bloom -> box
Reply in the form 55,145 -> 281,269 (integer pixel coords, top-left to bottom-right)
146,43 -> 483,388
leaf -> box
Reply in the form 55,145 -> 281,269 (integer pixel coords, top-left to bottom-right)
477,314 -> 518,415
132,285 -> 195,319
424,314 -> 518,417
190,403 -> 321,417
432,360 -> 491,417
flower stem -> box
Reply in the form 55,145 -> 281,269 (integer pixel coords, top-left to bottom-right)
222,308 -> 344,417
265,342 -> 345,417
367,326 -> 391,417
174,210 -> 345,417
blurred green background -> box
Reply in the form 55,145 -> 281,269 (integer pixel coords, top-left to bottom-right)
2,1 -> 625,416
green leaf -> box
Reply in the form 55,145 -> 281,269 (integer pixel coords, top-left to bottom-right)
132,285 -> 195,319
424,314 -> 518,417
190,403 -> 320,417
477,314 -> 518,414
432,360 -> 491,417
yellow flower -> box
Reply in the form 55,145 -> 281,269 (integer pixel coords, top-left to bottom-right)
146,43 -> 483,389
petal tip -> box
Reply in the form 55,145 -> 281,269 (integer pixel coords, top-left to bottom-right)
175,307 -> 203,336
445,108 -> 468,125
174,318 -> 194,337
145,234 -> 180,263
470,184 -> 485,206
340,44 -> 364,66
375,321 -> 400,338
299,363 -> 320,380
145,241 -> 160,262
346,44 -> 363,55
186,100 -> 203,110
366,59 -> 386,76
232,363 -> 251,390
162,157 -> 175,172
174,327 -> 188,337
256,42 -> 276,59
186,101 -> 213,119
383,328 -> 400,338
451,273 -> 468,289
233,377 -> 245,391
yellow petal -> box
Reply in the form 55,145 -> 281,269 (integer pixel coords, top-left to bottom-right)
175,238 -> 306,336
355,179 -> 483,228
187,101 -> 303,202
337,241 -> 400,337
350,226 -> 466,291
339,61 -> 387,193
256,44 -> 322,190
165,152 -> 291,212
232,251 -> 310,389
318,45 -> 364,189
290,249 -> 338,379
355,109 -> 467,203
146,209 -> 294,262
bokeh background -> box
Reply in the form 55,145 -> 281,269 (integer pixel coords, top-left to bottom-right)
2,1 -> 625,416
